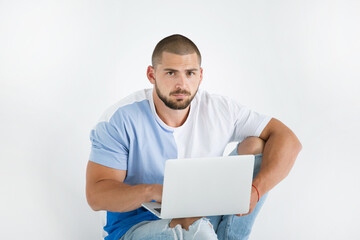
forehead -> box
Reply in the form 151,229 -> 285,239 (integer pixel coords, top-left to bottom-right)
157,52 -> 200,69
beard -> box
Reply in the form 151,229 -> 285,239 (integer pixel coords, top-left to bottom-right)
155,81 -> 198,110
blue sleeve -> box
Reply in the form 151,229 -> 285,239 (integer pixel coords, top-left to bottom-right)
89,120 -> 129,170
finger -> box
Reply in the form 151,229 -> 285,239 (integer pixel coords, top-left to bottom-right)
241,209 -> 251,217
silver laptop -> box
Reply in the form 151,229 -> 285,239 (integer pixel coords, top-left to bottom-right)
141,155 -> 254,219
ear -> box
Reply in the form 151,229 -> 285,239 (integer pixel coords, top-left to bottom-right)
147,65 -> 156,85
199,67 -> 203,85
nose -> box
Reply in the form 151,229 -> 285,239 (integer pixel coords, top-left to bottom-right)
175,73 -> 187,88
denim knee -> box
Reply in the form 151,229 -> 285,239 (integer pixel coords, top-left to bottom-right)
182,218 -> 218,240
121,218 -> 218,240
228,145 -> 263,179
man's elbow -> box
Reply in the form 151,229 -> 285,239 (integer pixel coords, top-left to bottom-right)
289,133 -> 302,168
86,189 -> 102,211
282,125 -> 302,154
280,128 -> 302,167
297,140 -> 303,153
292,132 -> 302,154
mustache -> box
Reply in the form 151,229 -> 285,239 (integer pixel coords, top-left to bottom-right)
170,89 -> 191,96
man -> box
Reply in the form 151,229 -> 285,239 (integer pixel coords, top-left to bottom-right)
86,34 -> 302,240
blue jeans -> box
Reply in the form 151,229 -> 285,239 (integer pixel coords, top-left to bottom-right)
120,153 -> 267,240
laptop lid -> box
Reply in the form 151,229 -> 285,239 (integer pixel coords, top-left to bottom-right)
158,155 -> 255,219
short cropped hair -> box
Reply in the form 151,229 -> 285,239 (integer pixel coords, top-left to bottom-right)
151,34 -> 202,69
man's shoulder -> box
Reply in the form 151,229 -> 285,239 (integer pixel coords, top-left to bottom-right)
98,89 -> 152,123
196,89 -> 239,110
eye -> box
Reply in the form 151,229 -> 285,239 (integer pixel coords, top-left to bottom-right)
167,72 -> 174,76
188,72 -> 195,76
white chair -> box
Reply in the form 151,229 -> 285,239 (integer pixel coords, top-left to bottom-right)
99,210 -> 108,239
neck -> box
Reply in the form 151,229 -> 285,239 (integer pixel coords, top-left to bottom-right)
152,89 -> 190,128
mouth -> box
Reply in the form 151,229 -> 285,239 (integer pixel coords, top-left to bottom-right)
171,94 -> 188,99
170,90 -> 191,98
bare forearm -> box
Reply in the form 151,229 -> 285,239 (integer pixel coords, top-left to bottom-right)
86,180 -> 157,212
253,129 -> 302,198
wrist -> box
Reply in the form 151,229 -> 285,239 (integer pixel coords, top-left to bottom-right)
252,184 -> 260,202
143,184 -> 155,202
252,178 -> 265,199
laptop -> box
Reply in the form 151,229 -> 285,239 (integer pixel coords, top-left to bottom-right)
141,155 -> 254,219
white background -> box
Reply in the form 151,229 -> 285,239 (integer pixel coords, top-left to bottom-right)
1,0 -> 359,239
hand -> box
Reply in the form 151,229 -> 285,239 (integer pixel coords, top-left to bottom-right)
235,186 -> 259,217
148,184 -> 163,203
169,217 -> 203,230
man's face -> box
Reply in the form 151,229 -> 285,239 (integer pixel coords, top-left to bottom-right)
150,52 -> 203,110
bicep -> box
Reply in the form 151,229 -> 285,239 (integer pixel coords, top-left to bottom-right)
259,118 -> 294,142
85,161 -> 128,210
86,161 -> 127,188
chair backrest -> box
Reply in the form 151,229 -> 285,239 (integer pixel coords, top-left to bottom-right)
99,210 -> 108,239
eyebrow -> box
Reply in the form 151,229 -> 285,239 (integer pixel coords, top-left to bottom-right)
163,68 -> 199,72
